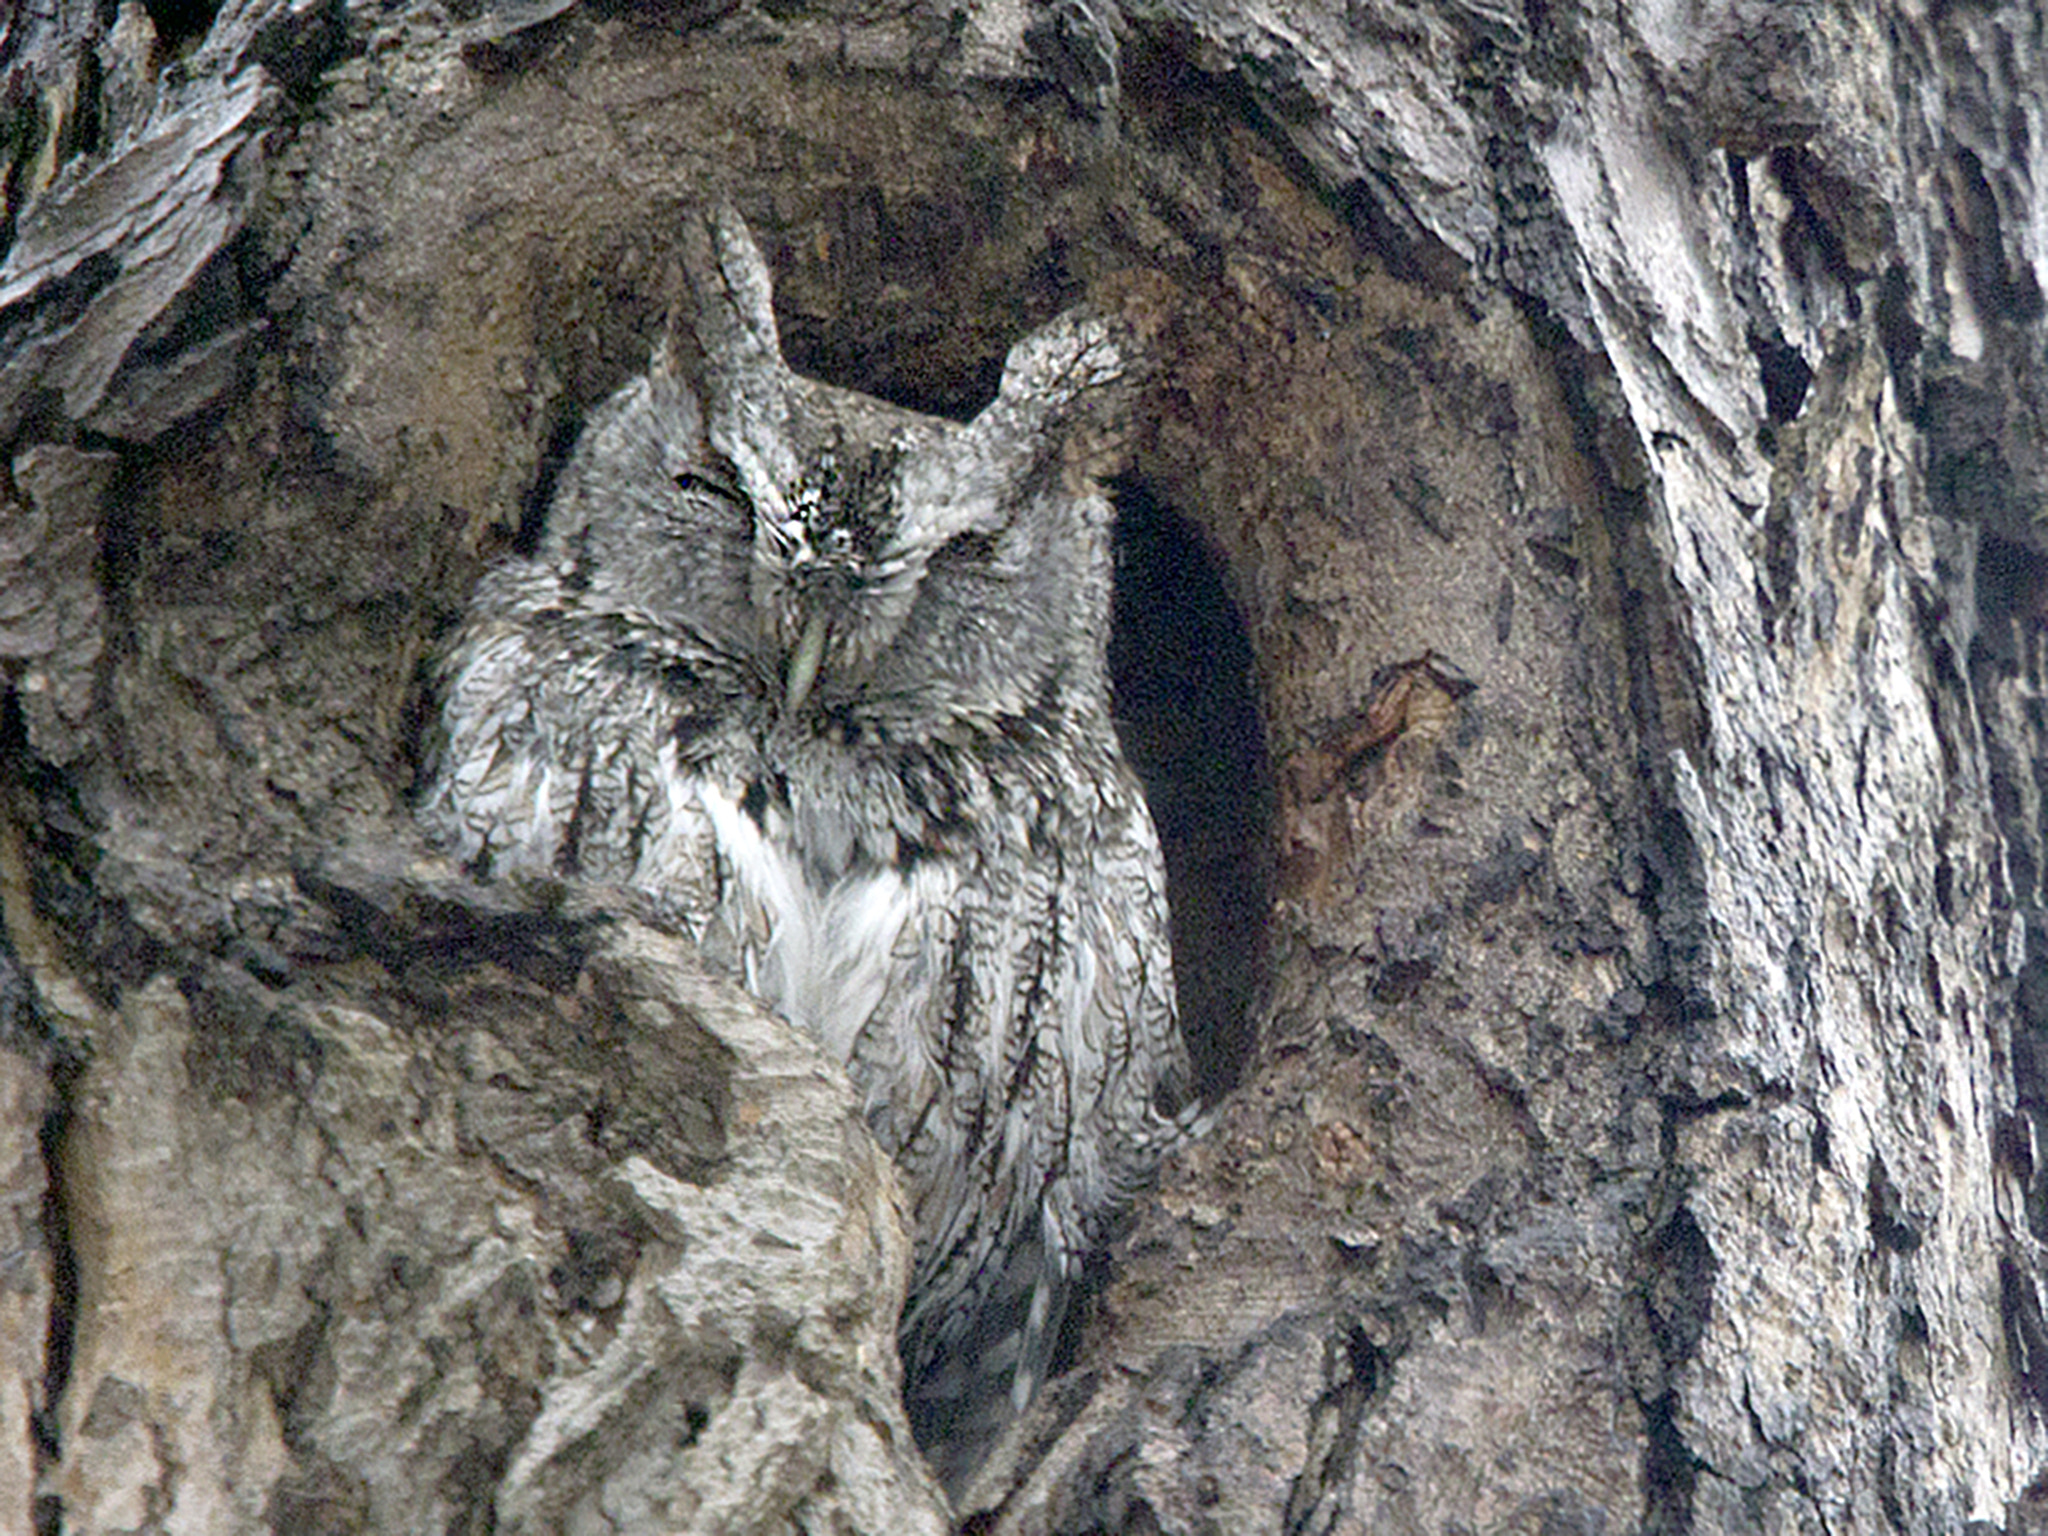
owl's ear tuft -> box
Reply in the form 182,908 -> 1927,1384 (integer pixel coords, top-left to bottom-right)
646,336 -> 690,400
642,338 -> 708,451
681,203 -> 787,392
993,309 -> 1129,421
954,308 -> 1137,485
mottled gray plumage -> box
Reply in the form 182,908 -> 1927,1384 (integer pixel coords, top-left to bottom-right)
419,207 -> 1190,1488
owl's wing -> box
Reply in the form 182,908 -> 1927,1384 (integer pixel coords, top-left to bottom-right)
420,586 -> 730,928
875,749 -> 1190,1480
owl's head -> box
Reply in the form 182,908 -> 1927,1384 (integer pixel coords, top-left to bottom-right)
529,208 -> 1130,730
675,205 -> 1129,719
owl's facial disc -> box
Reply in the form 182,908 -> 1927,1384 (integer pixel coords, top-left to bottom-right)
757,440 -> 917,713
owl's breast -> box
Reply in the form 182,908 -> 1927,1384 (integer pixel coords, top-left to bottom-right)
696,765 -> 950,1068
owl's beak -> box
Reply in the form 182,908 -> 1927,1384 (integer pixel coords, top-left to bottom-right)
784,605 -> 830,714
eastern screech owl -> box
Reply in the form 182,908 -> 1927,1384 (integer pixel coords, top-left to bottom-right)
420,206 -> 1190,1490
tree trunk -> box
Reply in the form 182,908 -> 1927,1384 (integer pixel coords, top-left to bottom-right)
3,0 -> 2045,1530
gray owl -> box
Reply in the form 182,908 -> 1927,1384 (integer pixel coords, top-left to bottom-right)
420,207 -> 1191,1490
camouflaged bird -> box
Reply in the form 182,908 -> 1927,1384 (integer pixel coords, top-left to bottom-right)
420,205 -> 1189,1492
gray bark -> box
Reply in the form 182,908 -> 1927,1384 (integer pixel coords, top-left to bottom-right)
3,0 -> 2046,1531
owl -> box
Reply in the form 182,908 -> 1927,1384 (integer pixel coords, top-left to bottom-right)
419,206 -> 1191,1491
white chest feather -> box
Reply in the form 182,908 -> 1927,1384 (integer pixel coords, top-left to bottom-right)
698,782 -> 921,1065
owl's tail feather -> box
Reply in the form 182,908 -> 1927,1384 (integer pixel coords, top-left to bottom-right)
905,1104 -> 1201,1500
901,1231 -> 1070,1503
1012,1265 -> 1067,1413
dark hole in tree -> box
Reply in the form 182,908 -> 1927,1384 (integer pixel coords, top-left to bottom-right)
1108,478 -> 1271,1099
139,0 -> 220,52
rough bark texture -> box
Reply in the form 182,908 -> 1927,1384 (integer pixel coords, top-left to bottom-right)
3,0 -> 2048,1531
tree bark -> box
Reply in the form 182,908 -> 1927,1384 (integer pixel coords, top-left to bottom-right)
3,0 -> 2046,1531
